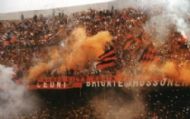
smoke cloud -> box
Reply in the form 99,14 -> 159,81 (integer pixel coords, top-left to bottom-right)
161,61 -> 190,84
144,0 -> 190,46
0,64 -> 38,119
27,27 -> 112,80
125,60 -> 190,85
114,0 -> 190,85
91,88 -> 146,119
117,0 -> 190,47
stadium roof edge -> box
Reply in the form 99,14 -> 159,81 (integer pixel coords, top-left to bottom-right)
0,0 -> 115,20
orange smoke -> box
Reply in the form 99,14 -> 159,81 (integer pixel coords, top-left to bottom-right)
112,59 -> 190,86
129,60 -> 190,85
159,61 -> 190,84
161,61 -> 179,78
27,63 -> 50,80
27,27 -> 112,80
59,27 -> 112,72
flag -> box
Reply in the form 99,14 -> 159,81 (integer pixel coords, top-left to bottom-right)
139,45 -> 159,63
97,48 -> 118,70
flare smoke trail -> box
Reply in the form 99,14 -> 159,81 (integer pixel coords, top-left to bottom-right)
0,65 -> 38,119
117,0 -> 190,46
144,0 -> 190,46
145,0 -> 190,45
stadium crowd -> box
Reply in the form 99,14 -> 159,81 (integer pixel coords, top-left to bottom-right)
1,7 -> 189,77
1,8 -> 190,119
0,15 -> 65,75
0,8 -> 148,75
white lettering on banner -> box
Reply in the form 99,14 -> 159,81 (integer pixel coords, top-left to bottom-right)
33,78 -> 188,89
85,79 -> 188,88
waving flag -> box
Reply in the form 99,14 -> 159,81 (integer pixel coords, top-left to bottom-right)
97,48 -> 118,70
